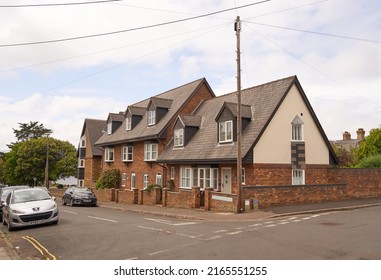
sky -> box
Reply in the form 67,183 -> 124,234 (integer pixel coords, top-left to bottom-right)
0,0 -> 380,152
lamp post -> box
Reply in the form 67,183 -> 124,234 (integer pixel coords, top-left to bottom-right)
44,134 -> 50,189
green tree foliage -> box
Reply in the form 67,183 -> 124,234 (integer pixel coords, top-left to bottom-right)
95,168 -> 120,189
331,144 -> 355,167
2,138 -> 77,186
7,121 -> 53,149
354,128 -> 381,165
355,154 -> 381,168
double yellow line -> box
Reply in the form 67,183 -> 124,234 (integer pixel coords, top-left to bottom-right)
22,235 -> 56,260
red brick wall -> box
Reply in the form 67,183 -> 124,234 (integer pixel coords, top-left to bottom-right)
116,189 -> 138,204
252,164 -> 292,186
163,188 -> 199,209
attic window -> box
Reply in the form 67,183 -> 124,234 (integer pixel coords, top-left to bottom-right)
148,110 -> 156,126
174,128 -> 184,147
291,116 -> 304,141
219,120 -> 233,143
126,116 -> 131,131
107,122 -> 112,135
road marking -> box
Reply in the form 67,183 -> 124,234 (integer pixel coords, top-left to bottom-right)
213,229 -> 228,233
248,223 -> 262,227
144,218 -> 198,226
61,210 -> 78,215
202,235 -> 222,241
22,236 -> 56,260
126,257 -> 138,260
264,224 -> 277,228
279,221 -> 289,225
149,249 -> 172,256
88,216 -> 118,223
226,231 -> 242,235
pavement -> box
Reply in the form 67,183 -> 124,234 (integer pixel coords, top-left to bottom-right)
1,197 -> 381,260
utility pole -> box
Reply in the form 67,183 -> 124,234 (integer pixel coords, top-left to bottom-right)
235,16 -> 243,213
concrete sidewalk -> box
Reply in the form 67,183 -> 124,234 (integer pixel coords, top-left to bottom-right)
1,197 -> 381,260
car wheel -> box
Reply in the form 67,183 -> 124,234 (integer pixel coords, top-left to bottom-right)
2,213 -> 5,225
70,198 -> 74,207
0,213 -> 2,223
62,197 -> 66,206
52,220 -> 58,225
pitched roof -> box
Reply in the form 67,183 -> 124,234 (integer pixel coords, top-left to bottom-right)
80,118 -> 106,156
178,115 -> 202,128
158,75 -> 338,164
95,78 -> 214,146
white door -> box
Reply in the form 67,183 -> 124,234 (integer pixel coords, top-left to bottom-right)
221,168 -> 232,194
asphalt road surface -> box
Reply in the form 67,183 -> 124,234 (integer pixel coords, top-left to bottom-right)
2,204 -> 381,260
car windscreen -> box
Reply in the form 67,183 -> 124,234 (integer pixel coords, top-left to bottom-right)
11,189 -> 51,204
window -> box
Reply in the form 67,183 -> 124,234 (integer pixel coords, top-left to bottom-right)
126,117 -> 131,131
212,168 -> 218,190
174,128 -> 184,147
148,110 -> 156,126
291,116 -> 304,141
107,122 -> 112,135
143,174 -> 149,189
78,180 -> 84,187
292,169 -> 305,185
219,120 -> 233,143
180,167 -> 191,189
242,168 -> 246,185
105,147 -> 114,162
121,173 -> 126,187
122,146 -> 133,162
156,173 -> 162,186
144,143 -> 158,161
170,167 -> 175,180
80,138 -> 86,147
131,173 -> 136,189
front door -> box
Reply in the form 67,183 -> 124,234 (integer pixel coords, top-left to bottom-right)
221,168 -> 232,194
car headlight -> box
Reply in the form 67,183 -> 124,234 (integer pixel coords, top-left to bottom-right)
10,208 -> 27,214
47,203 -> 57,210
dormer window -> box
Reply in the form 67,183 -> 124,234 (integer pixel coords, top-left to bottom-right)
126,116 -> 132,131
107,122 -> 112,135
148,110 -> 156,126
174,128 -> 184,147
219,120 -> 233,143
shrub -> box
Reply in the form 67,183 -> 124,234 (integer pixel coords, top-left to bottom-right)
355,154 -> 381,168
96,168 -> 120,189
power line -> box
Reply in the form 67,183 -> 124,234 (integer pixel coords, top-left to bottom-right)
245,21 -> 381,44
0,0 -> 122,8
0,0 -> 270,48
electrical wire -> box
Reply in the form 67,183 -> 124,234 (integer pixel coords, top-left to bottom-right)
0,0 -> 122,8
0,0 -> 270,48
245,21 -> 381,44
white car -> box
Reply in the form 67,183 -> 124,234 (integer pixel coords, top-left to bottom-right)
1,188 -> 59,231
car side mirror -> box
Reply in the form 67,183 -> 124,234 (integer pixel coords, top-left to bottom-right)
52,196 -> 56,202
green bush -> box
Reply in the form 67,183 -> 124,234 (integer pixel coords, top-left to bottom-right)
96,168 -> 120,189
355,154 -> 381,168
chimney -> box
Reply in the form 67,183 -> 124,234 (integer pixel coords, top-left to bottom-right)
356,128 -> 365,140
343,131 -> 351,141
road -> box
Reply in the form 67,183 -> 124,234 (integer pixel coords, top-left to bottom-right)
2,204 -> 381,260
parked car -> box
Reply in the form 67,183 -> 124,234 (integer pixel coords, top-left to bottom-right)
62,187 -> 97,207
0,185 -> 30,222
1,188 -> 59,231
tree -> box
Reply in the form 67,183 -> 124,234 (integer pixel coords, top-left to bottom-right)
2,137 -> 77,186
95,168 -> 120,189
331,144 -> 355,167
354,128 -> 381,165
8,121 -> 52,148
355,154 -> 381,168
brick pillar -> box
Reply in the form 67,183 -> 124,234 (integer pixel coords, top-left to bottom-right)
154,187 -> 161,204
132,188 -> 139,204
162,188 -> 169,207
192,186 -> 200,208
204,188 -> 212,211
138,189 -> 144,205
110,188 -> 116,202
115,189 -> 119,203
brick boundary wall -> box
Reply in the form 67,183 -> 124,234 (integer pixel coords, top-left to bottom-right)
116,189 -> 138,204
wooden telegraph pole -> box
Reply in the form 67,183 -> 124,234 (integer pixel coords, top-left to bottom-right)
235,16 -> 243,213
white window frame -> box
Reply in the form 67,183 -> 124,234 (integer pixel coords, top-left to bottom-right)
292,124 -> 303,141
122,146 -> 133,162
292,169 -> 305,185
148,110 -> 156,126
144,143 -> 158,161
80,137 -> 86,147
143,174 -> 149,189
219,120 -> 233,143
126,116 -> 132,131
78,180 -> 84,187
156,173 -> 162,186
107,122 -> 112,135
242,168 -> 246,185
131,172 -> 136,189
105,147 -> 114,162
170,167 -> 175,180
180,167 -> 191,189
121,173 -> 126,187
174,128 -> 184,147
